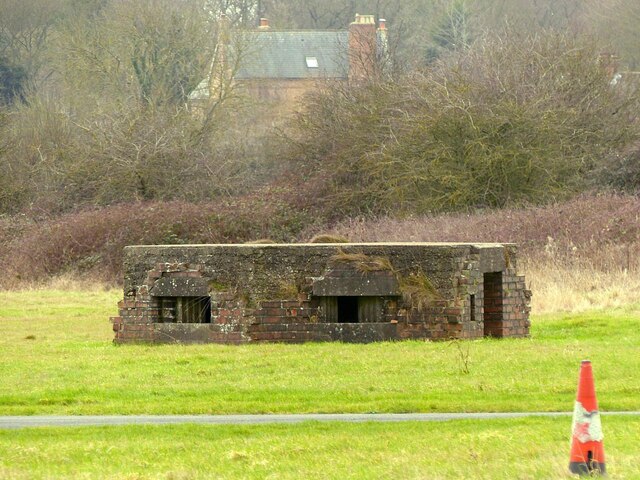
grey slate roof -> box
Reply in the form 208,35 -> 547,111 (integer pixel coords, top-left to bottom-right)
235,31 -> 349,80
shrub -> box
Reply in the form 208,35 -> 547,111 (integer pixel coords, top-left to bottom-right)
287,30 -> 639,216
0,191 -> 312,287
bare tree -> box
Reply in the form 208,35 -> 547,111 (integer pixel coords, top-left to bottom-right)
54,0 -> 216,107
426,0 -> 474,62
0,0 -> 255,212
0,0 -> 67,92
474,0 -> 586,32
205,0 -> 261,27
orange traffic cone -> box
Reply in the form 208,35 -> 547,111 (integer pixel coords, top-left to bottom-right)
569,360 -> 606,475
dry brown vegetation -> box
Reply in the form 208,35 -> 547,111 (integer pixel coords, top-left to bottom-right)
2,193 -> 638,315
309,234 -> 350,244
331,249 -> 394,273
0,190 -> 311,288
305,193 -> 640,313
305,194 -> 640,255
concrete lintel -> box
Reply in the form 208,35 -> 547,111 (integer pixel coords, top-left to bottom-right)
150,277 -> 209,297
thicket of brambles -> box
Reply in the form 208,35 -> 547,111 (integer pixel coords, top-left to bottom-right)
1,0 -> 640,284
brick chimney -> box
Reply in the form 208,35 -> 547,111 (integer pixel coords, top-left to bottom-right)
258,18 -> 270,30
348,13 -> 377,83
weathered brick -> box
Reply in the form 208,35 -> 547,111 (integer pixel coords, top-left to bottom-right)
258,316 -> 284,324
260,301 -> 282,309
113,243 -> 530,344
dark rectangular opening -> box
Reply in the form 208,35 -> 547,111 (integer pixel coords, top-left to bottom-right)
158,296 -> 211,324
337,296 -> 359,323
470,294 -> 476,322
483,272 -> 503,337
320,296 -> 386,323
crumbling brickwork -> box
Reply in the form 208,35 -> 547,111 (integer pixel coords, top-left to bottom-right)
110,243 -> 531,344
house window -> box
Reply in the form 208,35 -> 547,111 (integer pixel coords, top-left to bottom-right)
305,56 -> 319,68
158,296 -> 211,324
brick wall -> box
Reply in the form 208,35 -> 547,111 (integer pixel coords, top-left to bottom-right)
111,243 -> 531,344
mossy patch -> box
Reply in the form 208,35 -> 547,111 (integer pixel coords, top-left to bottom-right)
208,280 -> 229,292
277,280 -> 300,299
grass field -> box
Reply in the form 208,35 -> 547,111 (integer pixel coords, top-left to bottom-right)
1,417 -> 639,479
0,289 -> 639,415
1,288 -> 639,479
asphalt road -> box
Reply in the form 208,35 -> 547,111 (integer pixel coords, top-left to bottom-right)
2,412 -> 639,429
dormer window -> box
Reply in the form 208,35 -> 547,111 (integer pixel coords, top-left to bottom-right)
305,56 -> 319,68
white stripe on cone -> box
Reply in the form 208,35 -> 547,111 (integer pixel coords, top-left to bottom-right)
572,401 -> 604,443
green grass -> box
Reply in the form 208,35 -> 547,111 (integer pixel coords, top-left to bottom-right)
0,289 -> 639,415
1,417 -> 639,479
1,289 -> 639,479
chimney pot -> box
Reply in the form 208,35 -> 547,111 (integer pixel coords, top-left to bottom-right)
352,13 -> 375,25
379,19 -> 386,30
259,18 -> 270,30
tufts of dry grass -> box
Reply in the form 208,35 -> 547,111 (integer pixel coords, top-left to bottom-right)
331,250 -> 441,310
398,272 -> 441,311
245,239 -> 278,244
303,193 -> 640,250
309,234 -> 350,243
331,249 -> 394,272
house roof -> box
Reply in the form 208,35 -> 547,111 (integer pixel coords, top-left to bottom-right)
189,23 -> 388,101
235,31 -> 349,80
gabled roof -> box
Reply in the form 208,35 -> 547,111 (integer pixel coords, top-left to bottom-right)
236,31 -> 349,80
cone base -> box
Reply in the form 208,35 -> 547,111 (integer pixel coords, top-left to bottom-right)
569,461 -> 606,476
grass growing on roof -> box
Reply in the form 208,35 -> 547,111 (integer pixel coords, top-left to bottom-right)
1,417 -> 639,479
330,248 -> 394,272
0,289 -> 639,415
309,233 -> 350,243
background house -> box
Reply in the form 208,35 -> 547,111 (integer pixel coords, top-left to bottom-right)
190,14 -> 388,114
